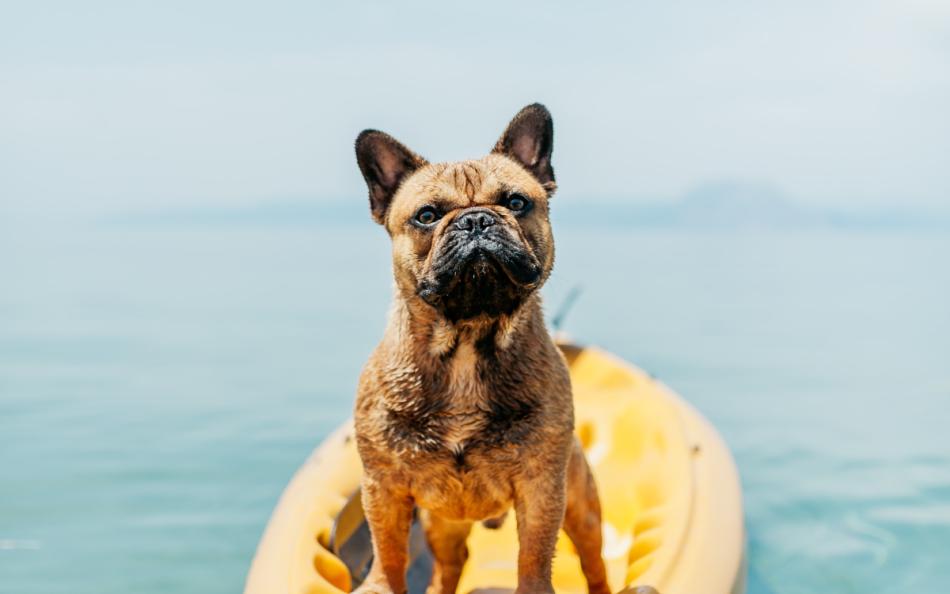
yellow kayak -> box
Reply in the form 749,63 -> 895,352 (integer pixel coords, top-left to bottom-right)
244,343 -> 746,594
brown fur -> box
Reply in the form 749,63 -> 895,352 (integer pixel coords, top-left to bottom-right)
352,104 -> 609,594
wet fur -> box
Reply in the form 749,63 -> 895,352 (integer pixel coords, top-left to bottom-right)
352,104 -> 609,594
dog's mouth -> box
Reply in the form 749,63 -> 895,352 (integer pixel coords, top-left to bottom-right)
417,224 -> 542,322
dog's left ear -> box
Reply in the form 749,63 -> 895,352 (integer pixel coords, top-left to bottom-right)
492,103 -> 555,189
355,130 -> 428,225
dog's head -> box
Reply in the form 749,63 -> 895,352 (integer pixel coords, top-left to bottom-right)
355,104 -> 557,322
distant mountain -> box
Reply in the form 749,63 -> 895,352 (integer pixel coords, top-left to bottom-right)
673,181 -> 825,229
553,181 -> 949,231
104,199 -> 365,227
550,181 -> 817,229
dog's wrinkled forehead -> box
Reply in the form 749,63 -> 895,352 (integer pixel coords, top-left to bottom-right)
355,103 -> 556,228
386,154 -> 547,230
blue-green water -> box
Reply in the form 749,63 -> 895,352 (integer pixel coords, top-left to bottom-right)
2,218 -> 948,593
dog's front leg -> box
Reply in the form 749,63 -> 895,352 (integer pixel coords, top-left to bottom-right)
513,467 -> 567,594
357,477 -> 414,594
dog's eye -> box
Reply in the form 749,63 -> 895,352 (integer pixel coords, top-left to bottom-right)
504,193 -> 530,212
414,206 -> 440,226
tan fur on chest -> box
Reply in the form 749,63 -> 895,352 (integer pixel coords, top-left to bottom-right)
441,340 -> 487,453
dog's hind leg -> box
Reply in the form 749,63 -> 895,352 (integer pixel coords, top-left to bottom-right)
421,511 -> 472,594
564,438 -> 611,594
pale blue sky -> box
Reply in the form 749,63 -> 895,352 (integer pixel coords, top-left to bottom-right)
2,0 -> 948,219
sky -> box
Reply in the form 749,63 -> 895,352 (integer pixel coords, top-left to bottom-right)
1,0 -> 948,220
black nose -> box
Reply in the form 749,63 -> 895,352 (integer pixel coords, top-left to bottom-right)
454,209 -> 496,233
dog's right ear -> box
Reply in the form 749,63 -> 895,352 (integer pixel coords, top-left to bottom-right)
492,103 -> 555,191
355,130 -> 427,225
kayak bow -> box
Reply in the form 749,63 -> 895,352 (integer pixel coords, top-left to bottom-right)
244,342 -> 746,594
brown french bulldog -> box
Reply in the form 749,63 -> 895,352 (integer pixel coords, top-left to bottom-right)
352,104 -> 609,594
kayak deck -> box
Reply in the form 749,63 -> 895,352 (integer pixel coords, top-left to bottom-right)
244,343 -> 746,594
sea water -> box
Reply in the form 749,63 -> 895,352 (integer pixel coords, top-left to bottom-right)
2,216 -> 948,593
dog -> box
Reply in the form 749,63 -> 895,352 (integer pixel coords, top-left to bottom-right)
352,104 -> 609,594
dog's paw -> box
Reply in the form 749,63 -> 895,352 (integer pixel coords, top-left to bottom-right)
618,587 -> 660,594
513,587 -> 555,594
351,582 -> 396,594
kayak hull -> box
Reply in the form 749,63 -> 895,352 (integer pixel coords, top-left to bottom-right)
244,344 -> 745,594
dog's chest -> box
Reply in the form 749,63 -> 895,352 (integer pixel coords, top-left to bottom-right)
380,339 -> 538,463
440,341 -> 487,453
